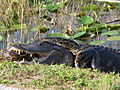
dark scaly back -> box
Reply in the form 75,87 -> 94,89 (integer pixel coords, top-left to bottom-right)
40,37 -> 83,54
79,45 -> 120,72
80,44 -> 120,54
40,37 -> 120,54
93,46 -> 120,53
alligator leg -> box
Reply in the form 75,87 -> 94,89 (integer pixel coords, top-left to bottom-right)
74,51 -> 91,68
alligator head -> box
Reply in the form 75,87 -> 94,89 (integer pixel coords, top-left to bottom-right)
4,41 -> 73,66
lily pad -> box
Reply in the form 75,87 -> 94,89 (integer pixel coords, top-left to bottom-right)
90,40 -> 106,45
46,33 -> 71,39
43,2 -> 64,12
107,36 -> 120,41
78,16 -> 94,25
81,4 -> 100,11
101,30 -> 119,36
72,31 -> 86,38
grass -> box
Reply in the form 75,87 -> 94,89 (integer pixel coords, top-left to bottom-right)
0,61 -> 120,90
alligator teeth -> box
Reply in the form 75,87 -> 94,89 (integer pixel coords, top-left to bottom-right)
23,51 -> 26,54
22,58 -> 25,62
20,51 -> 23,53
18,51 -> 20,54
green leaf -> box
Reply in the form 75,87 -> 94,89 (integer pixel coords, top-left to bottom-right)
46,0 -> 53,2
39,26 -> 50,33
94,23 -> 106,29
78,16 -> 94,25
43,2 -> 64,12
31,26 -> 49,33
72,31 -> 86,38
46,33 -> 70,39
1,79 -> 14,84
10,24 -> 27,30
90,40 -> 106,45
11,0 -> 19,3
31,27 -> 38,32
0,36 -> 3,41
76,26 -> 88,31
101,30 -> 119,36
0,25 -> 9,32
69,13 -> 78,16
107,24 -> 120,30
0,25 -> 6,30
26,40 -> 32,44
81,4 -> 100,11
107,36 -> 120,41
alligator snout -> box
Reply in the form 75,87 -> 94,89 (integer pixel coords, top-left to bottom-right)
8,46 -> 34,62
5,45 -> 51,64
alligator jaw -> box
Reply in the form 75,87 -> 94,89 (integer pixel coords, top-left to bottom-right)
8,47 -> 32,55
8,46 -> 54,64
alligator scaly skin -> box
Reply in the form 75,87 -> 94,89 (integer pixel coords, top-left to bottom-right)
40,37 -> 120,72
78,46 -> 120,73
40,37 -> 89,53
40,37 -> 86,67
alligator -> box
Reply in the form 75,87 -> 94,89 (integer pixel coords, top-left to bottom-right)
1,37 -> 120,73
36,37 -> 120,73
2,37 -> 86,67
1,40 -> 74,66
